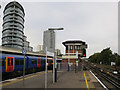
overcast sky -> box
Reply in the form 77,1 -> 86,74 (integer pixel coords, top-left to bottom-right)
0,0 -> 118,57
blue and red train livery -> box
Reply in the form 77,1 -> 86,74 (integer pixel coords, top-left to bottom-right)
0,53 -> 53,77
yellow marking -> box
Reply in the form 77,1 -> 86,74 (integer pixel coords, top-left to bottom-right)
107,72 -> 109,74
0,71 -> 50,87
84,71 -> 89,90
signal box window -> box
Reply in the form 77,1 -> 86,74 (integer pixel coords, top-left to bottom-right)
70,46 -> 73,50
78,46 -> 80,50
75,46 -> 77,50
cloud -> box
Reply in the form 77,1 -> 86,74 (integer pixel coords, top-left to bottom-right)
0,1 -> 118,57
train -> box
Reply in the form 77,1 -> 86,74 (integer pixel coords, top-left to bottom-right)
0,53 -> 53,80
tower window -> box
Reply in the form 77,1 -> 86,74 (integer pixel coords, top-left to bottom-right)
75,46 -> 77,50
70,45 -> 73,50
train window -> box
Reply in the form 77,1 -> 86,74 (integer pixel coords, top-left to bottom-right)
8,58 -> 10,66
32,60 -> 34,64
20,60 -> 24,65
0,59 -> 1,66
2,60 -> 4,66
34,60 -> 37,64
31,60 -> 37,64
41,60 -> 43,64
41,60 -> 45,64
15,60 -> 19,65
38,60 -> 40,64
11,58 -> 13,66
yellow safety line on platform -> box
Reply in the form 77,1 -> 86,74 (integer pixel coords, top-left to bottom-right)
0,71 -> 51,87
83,71 -> 89,90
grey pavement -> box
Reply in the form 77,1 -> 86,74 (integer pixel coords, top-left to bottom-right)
48,71 -> 87,88
1,70 -> 105,89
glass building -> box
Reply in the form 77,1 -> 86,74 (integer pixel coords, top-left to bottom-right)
2,1 -> 25,49
2,1 -> 33,51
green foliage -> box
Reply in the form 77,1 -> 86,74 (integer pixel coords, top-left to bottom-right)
88,48 -> 120,66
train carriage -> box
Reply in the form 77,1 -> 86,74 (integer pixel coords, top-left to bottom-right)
0,53 -> 53,80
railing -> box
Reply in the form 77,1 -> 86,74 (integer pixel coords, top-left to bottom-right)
3,26 -> 23,31
2,41 -> 23,46
4,11 -> 24,18
2,34 -> 23,39
2,38 -> 23,42
3,30 -> 23,35
3,18 -> 24,24
4,8 -> 24,16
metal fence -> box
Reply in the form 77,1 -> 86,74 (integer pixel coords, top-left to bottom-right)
56,62 -> 84,71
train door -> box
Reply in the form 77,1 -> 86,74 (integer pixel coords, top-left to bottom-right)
6,57 -> 14,72
37,58 -> 41,67
48,59 -> 50,66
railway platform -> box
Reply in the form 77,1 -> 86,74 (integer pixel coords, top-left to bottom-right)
1,70 -> 106,89
48,70 -> 104,89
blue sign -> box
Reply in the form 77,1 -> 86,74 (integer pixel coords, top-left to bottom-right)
76,51 -> 78,58
22,50 -> 26,54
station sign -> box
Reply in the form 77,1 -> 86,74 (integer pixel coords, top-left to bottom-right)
76,51 -> 78,58
22,50 -> 26,55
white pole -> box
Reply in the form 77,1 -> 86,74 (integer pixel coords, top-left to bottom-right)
23,53 -> 25,86
54,51 -> 57,82
68,45 -> 70,71
53,52 -> 55,83
59,63 -> 60,70
45,47 -> 47,88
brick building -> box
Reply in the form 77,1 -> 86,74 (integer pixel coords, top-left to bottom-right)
62,40 -> 87,63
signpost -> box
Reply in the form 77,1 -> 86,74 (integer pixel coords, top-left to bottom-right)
44,28 -> 64,84
75,51 -> 78,73
22,49 -> 26,86
45,48 -> 54,87
76,51 -> 78,58
45,47 -> 47,88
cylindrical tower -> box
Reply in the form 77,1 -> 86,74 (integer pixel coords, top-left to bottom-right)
2,1 -> 25,49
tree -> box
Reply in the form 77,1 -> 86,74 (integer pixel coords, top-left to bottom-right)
100,47 -> 112,65
114,53 -> 120,66
89,47 -> 115,65
89,53 -> 100,63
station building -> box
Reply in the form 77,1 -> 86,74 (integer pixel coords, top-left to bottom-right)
62,40 -> 87,63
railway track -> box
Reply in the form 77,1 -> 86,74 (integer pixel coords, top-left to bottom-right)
90,66 -> 120,89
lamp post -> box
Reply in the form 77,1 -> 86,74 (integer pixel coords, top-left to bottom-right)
68,45 -> 70,71
48,28 -> 64,83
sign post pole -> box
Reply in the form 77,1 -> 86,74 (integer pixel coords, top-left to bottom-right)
75,51 -> 78,73
45,47 -> 47,88
55,52 -> 57,82
22,50 -> 26,86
